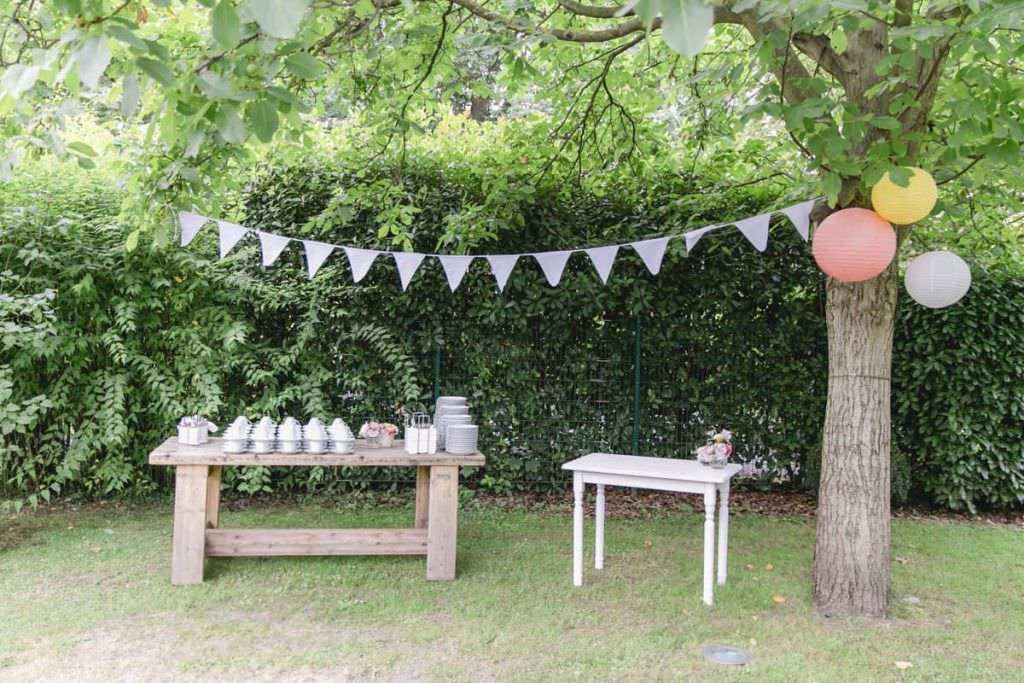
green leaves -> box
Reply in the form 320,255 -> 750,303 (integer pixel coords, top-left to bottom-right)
120,74 -> 140,117
245,0 -> 310,39
136,57 -> 175,87
285,52 -> 324,80
830,28 -> 848,55
74,36 -> 111,90
212,1 -> 242,49
218,107 -> 247,144
659,0 -> 714,57
247,99 -> 279,142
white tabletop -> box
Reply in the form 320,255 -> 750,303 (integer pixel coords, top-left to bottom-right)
562,453 -> 741,484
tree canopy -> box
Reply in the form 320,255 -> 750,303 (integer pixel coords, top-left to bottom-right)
1,1 -> 1021,251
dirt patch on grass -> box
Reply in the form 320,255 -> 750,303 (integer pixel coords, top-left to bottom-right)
0,609 -> 434,682
0,518 -> 49,553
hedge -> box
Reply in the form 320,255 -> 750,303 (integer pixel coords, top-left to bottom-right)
1,161 -> 1021,511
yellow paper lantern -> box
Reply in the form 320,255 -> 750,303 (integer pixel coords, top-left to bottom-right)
871,167 -> 938,225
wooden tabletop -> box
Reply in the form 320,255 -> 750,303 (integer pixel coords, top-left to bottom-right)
562,453 -> 741,484
149,437 -> 485,467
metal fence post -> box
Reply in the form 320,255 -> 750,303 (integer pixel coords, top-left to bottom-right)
433,341 -> 441,402
632,315 -> 641,454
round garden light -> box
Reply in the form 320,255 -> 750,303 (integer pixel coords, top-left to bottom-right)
812,208 -> 897,282
904,250 -> 972,308
871,167 -> 938,225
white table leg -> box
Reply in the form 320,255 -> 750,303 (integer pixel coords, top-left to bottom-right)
703,484 -> 716,606
717,481 -> 730,585
595,484 -> 605,569
573,472 -> 584,587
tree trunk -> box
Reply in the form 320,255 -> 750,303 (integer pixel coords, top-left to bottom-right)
812,259 -> 899,617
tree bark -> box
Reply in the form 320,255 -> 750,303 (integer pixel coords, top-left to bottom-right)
813,259 -> 899,617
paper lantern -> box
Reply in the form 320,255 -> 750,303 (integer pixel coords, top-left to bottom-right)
905,250 -> 971,308
871,167 -> 937,224
812,208 -> 896,282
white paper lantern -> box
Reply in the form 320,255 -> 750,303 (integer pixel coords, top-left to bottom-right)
905,251 -> 971,309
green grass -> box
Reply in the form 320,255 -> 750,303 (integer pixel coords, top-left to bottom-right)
1,498 -> 1022,681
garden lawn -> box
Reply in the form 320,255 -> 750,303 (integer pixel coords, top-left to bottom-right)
1,498 -> 1022,682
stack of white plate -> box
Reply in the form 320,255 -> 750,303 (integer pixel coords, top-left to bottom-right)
446,425 -> 478,455
434,396 -> 469,449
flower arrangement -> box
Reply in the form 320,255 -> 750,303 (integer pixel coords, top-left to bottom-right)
359,421 -> 399,447
696,429 -> 733,468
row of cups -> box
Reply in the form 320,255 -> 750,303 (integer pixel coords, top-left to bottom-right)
222,416 -> 355,454
434,396 -> 479,455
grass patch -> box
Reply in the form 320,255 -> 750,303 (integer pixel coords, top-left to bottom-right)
1,497 -> 1022,681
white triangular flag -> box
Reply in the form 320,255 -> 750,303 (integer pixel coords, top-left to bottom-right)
438,255 -> 476,291
302,240 -> 335,278
217,220 -> 249,258
393,252 -> 425,291
343,247 -> 381,283
684,226 -> 716,253
734,214 -> 771,252
486,255 -> 519,292
779,199 -> 815,241
585,245 -> 619,284
532,250 -> 573,286
179,211 -> 208,247
257,231 -> 290,267
631,237 -> 670,275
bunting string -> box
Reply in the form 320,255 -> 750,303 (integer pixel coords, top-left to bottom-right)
178,198 -> 818,292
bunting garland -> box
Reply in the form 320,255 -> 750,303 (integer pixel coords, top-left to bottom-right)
257,231 -> 290,267
533,251 -> 572,286
302,240 -> 334,278
486,255 -> 519,292
343,247 -> 380,282
392,252 -> 425,291
439,255 -> 476,291
630,237 -> 671,275
178,198 -> 818,292
585,245 -> 618,284
179,211 -> 208,247
217,220 -> 248,258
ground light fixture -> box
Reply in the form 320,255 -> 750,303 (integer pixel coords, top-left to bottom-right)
702,644 -> 753,666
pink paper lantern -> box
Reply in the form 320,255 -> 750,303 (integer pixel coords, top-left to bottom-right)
812,208 -> 896,282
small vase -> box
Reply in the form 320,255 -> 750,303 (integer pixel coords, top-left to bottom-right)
378,433 -> 394,448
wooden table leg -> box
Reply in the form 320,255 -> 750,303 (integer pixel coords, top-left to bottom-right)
171,465 -> 209,585
702,484 -> 716,606
573,472 -> 584,587
426,465 -> 458,580
206,465 -> 222,529
414,465 -> 430,529
717,480 -> 729,586
595,483 -> 605,570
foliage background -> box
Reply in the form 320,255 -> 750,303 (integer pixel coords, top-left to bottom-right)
2,125 -> 1022,512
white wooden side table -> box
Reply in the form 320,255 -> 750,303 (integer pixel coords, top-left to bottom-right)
562,453 -> 742,606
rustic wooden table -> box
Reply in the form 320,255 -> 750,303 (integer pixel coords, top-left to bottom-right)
149,437 -> 485,585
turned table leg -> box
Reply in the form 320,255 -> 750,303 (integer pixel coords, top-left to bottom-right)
171,465 -> 209,585
414,465 -> 430,529
426,465 -> 458,580
702,484 -> 717,606
595,483 -> 605,570
717,480 -> 730,586
573,472 -> 584,587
